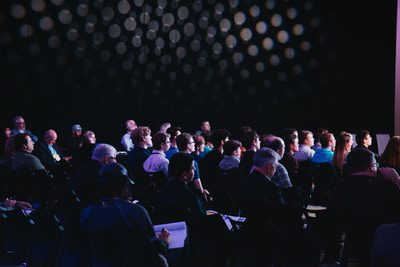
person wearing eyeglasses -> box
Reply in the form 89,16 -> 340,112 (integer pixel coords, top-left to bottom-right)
11,115 -> 38,143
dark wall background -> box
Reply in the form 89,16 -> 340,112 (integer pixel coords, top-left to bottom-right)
0,0 -> 396,147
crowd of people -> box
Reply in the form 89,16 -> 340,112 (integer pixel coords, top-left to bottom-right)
1,115 -> 400,266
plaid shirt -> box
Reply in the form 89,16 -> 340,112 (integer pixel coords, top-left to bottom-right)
271,162 -> 292,188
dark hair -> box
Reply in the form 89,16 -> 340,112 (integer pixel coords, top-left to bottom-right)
241,130 -> 259,149
168,153 -> 193,180
261,135 -> 284,152
298,130 -> 313,144
176,133 -> 193,151
211,129 -> 231,148
166,126 -> 182,141
223,140 -> 242,155
320,132 -> 334,148
281,128 -> 298,139
131,126 -> 151,146
152,132 -> 170,150
98,163 -> 133,199
283,133 -> 297,152
355,130 -> 370,145
346,148 -> 375,173
13,133 -> 30,151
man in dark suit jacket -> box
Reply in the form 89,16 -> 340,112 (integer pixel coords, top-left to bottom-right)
33,129 -> 70,172
236,148 -> 318,267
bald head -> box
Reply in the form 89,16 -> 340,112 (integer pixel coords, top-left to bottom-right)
44,129 -> 57,145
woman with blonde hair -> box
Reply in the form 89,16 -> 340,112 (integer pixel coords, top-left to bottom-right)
333,131 -> 353,175
380,136 -> 400,174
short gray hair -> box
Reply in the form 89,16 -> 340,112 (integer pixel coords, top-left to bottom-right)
253,147 -> 279,168
92,143 -> 117,161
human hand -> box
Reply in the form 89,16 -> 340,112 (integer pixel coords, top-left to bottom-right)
203,189 -> 213,202
16,201 -> 32,209
3,198 -> 16,208
158,228 -> 171,244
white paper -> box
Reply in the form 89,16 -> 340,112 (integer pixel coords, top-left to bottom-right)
154,221 -> 187,249
306,205 -> 327,211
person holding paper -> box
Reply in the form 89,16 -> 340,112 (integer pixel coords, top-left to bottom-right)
81,162 -> 170,266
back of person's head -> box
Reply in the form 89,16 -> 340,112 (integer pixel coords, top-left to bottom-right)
131,126 -> 151,146
98,162 -> 133,199
299,130 -> 313,145
320,132 -> 334,148
346,148 -> 375,173
223,140 -> 242,155
92,143 -> 117,162
253,147 -> 279,168
355,130 -> 370,145
281,128 -> 298,139
241,130 -> 259,149
193,135 -> 205,148
13,133 -> 29,151
168,152 -> 193,180
282,133 -> 298,151
261,135 -> 284,152
381,136 -> 400,168
211,129 -> 231,148
200,130 -> 212,145
176,133 -> 192,151
166,126 -> 182,142
152,132 -> 170,150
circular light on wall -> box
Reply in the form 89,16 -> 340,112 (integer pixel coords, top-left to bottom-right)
234,12 -> 246,26
77,4 -> 88,17
134,0 -> 144,7
39,17 -> 54,31
10,4 -> 26,19
214,3 -> 224,15
232,52 -> 243,64
212,42 -> 222,54
19,24 -> 34,38
51,0 -> 64,6
108,24 -> 121,38
293,24 -> 304,35
116,42 -> 127,54
248,45 -> 259,56
286,7 -> 298,19
192,1 -> 203,13
132,35 -> 142,47
31,0 -> 46,13
169,29 -> 181,43
177,6 -> 189,20
58,9 -> 73,24
219,18 -> 231,32
162,13 -> 175,26
124,17 -> 137,31
118,0 -> 131,14
284,47 -> 295,59
270,54 -> 280,66
271,14 -> 282,27
255,21 -> 267,34
176,47 -> 186,58
67,29 -> 79,41
300,41 -> 311,51
255,62 -> 265,72
225,35 -> 237,48
48,36 -> 61,49
249,6 -> 260,18
155,37 -> 165,48
191,39 -> 201,51
93,32 -> 105,45
277,30 -> 289,43
102,7 -> 115,22
183,23 -> 195,36
262,37 -> 274,50
240,28 -> 252,41
85,22 -> 95,34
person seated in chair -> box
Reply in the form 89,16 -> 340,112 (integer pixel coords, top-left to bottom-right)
80,162 -> 170,266
33,129 -> 71,172
12,133 -> 45,172
153,152 -> 206,222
